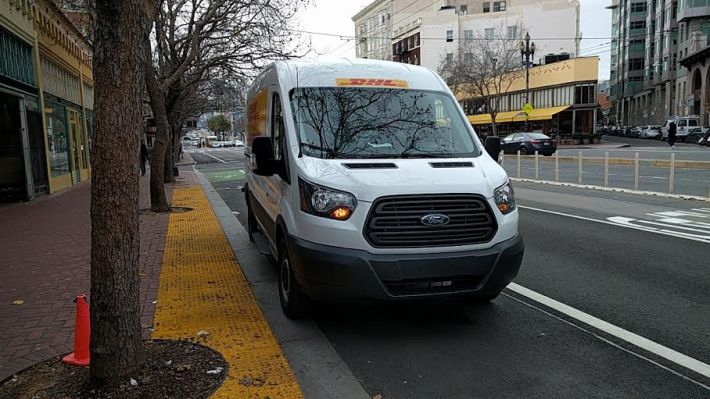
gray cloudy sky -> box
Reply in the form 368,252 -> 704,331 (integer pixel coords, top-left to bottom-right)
296,0 -> 612,80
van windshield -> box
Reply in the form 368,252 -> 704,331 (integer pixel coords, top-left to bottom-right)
289,87 -> 479,159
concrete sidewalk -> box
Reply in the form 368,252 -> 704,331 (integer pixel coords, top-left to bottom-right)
0,175 -> 169,381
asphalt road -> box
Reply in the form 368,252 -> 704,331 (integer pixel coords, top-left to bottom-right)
562,135 -> 710,161
186,147 -> 710,398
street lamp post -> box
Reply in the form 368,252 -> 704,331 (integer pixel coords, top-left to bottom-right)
519,32 -> 536,131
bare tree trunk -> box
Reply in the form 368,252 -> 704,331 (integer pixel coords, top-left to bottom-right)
90,0 -> 146,383
145,64 -> 170,212
163,135 -> 174,183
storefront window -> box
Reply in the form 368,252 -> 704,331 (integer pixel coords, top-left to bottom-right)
45,99 -> 71,178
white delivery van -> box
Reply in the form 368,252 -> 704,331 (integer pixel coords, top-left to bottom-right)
244,59 -> 524,318
662,116 -> 700,141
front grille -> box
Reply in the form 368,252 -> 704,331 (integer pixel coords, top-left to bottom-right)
364,194 -> 497,248
383,276 -> 483,296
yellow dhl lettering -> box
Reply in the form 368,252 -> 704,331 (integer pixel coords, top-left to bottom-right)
336,78 -> 409,88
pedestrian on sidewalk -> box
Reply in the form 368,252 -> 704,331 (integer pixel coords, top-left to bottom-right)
668,121 -> 677,150
140,141 -> 151,176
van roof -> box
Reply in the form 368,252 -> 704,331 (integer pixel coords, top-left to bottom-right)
269,58 -> 449,92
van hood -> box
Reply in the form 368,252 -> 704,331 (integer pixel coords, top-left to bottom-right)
296,155 -> 508,202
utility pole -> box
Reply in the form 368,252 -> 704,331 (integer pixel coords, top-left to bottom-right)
519,32 -> 536,131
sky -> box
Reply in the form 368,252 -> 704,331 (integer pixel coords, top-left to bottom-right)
295,0 -> 613,80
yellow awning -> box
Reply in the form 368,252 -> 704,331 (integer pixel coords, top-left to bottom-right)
467,105 -> 570,125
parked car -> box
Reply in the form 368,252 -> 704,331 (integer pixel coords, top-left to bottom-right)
629,126 -> 643,138
661,116 -> 700,141
233,140 -> 244,147
639,125 -> 661,139
245,59 -> 524,318
501,132 -> 557,156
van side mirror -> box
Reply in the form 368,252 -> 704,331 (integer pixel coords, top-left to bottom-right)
252,136 -> 284,177
484,136 -> 501,162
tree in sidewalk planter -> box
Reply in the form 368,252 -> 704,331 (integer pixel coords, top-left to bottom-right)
90,0 -> 147,382
144,0 -> 309,212
438,24 -> 524,137
208,114 -> 231,135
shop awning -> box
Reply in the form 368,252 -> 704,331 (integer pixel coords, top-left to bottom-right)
467,105 -> 570,125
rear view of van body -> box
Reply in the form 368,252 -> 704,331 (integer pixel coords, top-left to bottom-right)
244,59 -> 524,318
662,116 -> 700,141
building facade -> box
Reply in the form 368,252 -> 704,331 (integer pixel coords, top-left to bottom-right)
0,0 -> 93,201
461,57 -> 599,136
389,0 -> 580,71
609,0 -> 710,126
353,0 -> 393,61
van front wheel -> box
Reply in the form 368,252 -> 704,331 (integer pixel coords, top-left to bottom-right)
278,239 -> 310,319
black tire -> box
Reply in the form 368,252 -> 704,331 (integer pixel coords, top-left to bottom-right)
543,153 -> 553,157
520,146 -> 529,155
245,192 -> 257,242
278,239 -> 310,319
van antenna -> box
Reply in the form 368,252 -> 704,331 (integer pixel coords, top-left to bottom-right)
296,65 -> 303,158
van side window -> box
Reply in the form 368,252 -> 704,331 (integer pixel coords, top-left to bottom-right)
689,119 -> 698,126
678,120 -> 687,127
271,93 -> 286,159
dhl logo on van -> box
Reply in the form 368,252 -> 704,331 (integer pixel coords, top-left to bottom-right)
336,78 -> 409,89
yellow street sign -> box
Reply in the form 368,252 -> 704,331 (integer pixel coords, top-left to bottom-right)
523,103 -> 533,116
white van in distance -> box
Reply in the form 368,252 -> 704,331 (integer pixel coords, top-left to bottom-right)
244,59 -> 524,318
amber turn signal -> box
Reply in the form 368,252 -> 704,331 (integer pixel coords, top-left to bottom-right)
497,203 -> 510,214
330,206 -> 352,220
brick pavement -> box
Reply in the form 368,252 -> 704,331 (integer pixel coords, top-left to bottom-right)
0,174 -> 171,381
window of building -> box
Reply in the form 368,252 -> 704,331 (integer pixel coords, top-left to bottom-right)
507,25 -> 517,39
459,5 -> 467,15
484,28 -> 495,40
629,58 -> 645,71
446,29 -> 454,42
494,1 -> 506,12
464,52 -> 473,63
630,2 -> 647,13
630,21 -> 646,30
464,30 -> 473,43
446,53 -> 454,64
483,2 -> 490,13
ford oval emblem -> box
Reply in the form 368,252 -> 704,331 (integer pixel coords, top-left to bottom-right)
420,213 -> 450,226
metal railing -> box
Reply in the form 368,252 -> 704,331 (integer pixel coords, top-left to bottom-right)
500,150 -> 710,200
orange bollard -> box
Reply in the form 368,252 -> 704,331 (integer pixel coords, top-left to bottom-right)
62,294 -> 90,366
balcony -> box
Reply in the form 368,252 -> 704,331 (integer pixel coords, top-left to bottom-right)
677,2 -> 710,22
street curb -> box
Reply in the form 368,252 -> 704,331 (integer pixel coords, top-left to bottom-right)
510,178 -> 710,202
194,170 -> 371,399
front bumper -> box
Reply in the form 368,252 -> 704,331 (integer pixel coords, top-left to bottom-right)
287,234 -> 524,301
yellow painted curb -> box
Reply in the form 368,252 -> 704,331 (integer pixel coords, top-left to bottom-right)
152,185 -> 303,399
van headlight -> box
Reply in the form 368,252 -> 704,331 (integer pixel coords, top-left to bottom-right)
299,178 -> 357,221
494,181 -> 516,214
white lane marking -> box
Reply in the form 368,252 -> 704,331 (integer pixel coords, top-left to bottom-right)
518,205 -> 710,244
199,150 -> 227,164
507,283 -> 710,382
503,288 -> 710,389
607,217 -> 710,242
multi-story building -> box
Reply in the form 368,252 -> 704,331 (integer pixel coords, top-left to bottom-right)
609,0 -> 710,126
352,0 -> 393,61
389,0 -> 580,71
462,57 -> 599,136
1,0 -> 94,202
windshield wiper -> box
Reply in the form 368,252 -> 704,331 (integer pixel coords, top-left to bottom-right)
300,143 -> 354,159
